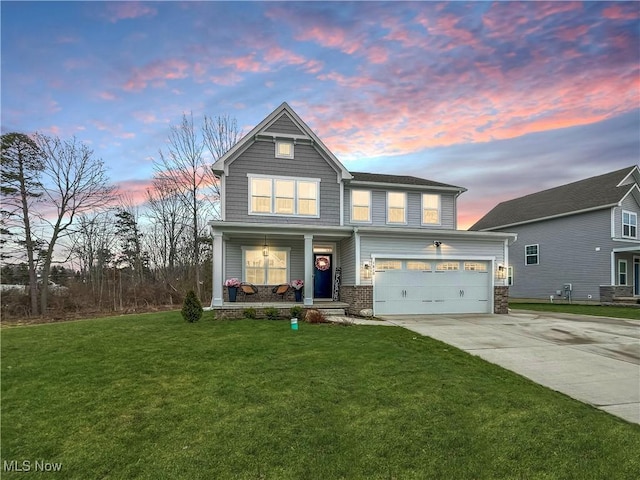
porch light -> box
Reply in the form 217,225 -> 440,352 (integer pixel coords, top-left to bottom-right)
497,264 -> 507,280
262,235 -> 269,257
433,241 -> 442,247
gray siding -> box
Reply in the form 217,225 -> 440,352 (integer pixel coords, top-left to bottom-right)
358,235 -> 505,286
613,194 -> 640,239
501,209 -> 615,301
263,113 -> 304,136
339,235 -> 357,284
225,139 -> 340,225
344,187 -> 456,229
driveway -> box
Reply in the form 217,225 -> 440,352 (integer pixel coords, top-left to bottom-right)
378,311 -> 640,424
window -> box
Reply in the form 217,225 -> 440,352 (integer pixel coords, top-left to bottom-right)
422,194 -> 440,225
436,262 -> 459,271
376,260 -> 402,270
351,190 -> 371,222
244,247 -> 289,285
525,244 -> 539,265
387,192 -> 406,224
464,262 -> 487,271
249,175 -> 319,217
623,211 -> 637,238
407,261 -> 431,270
275,140 -> 293,159
619,260 -> 628,285
507,266 -> 514,286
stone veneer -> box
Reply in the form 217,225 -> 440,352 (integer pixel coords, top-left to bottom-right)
599,285 -> 633,303
493,286 -> 509,314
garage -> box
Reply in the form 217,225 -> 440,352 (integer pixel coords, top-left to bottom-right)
373,259 -> 492,315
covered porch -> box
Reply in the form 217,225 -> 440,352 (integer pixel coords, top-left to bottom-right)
601,245 -> 640,304
209,222 -> 354,308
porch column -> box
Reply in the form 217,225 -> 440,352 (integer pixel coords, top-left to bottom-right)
304,234 -> 314,306
212,230 -> 224,307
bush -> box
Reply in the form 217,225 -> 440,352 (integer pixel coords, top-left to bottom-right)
181,290 -> 203,323
263,307 -> 280,320
290,305 -> 304,319
305,309 -> 328,324
243,307 -> 257,319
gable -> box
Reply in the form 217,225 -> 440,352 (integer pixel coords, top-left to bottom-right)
263,113 -> 305,136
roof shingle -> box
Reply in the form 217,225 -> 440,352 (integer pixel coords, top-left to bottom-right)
349,171 -> 465,191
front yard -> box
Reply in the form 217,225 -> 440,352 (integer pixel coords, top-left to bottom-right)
2,313 -> 639,479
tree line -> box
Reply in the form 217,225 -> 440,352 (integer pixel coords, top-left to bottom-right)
1,113 -> 241,319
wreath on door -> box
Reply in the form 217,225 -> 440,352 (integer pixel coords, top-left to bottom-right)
315,256 -> 330,271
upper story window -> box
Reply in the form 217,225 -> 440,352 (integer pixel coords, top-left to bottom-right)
422,194 -> 441,225
525,244 -> 539,265
275,140 -> 294,159
249,174 -> 318,217
351,190 -> 371,222
387,192 -> 406,224
622,211 -> 637,238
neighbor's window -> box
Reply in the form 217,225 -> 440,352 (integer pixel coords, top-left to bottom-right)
244,247 -> 289,285
422,194 -> 441,225
249,175 -> 319,217
619,260 -> 628,285
508,266 -> 514,286
387,192 -> 406,224
622,211 -> 637,238
351,190 -> 371,222
275,140 -> 294,159
525,244 -> 539,265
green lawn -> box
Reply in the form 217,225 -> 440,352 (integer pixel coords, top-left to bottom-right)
510,303 -> 640,320
2,313 -> 639,479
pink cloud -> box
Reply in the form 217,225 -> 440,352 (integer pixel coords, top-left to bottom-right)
123,58 -> 190,91
99,91 -> 117,101
220,53 -> 267,73
603,4 -> 640,20
104,2 -> 157,23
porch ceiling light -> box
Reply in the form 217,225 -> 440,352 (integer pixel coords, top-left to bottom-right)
262,235 -> 269,257
433,241 -> 442,247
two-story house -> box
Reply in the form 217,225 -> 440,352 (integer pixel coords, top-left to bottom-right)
470,166 -> 640,303
210,103 -> 516,316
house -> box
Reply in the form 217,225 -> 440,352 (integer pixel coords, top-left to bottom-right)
209,102 -> 516,317
470,166 -> 640,303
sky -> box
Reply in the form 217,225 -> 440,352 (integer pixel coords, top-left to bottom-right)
2,1 -> 639,230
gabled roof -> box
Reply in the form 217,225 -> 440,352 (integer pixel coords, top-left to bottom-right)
212,102 -> 352,180
470,165 -> 640,231
349,172 -> 466,193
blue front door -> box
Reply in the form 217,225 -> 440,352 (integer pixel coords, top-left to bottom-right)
314,254 -> 333,298
634,259 -> 640,296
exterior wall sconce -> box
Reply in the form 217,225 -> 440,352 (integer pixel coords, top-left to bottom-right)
262,235 -> 269,257
361,260 -> 372,279
433,241 -> 442,247
497,264 -> 507,280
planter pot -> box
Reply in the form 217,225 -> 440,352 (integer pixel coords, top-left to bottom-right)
228,286 -> 238,302
294,289 -> 302,302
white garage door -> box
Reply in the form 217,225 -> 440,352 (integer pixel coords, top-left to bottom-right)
373,259 -> 492,315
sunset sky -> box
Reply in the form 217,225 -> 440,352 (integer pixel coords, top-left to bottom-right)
2,1 -> 638,229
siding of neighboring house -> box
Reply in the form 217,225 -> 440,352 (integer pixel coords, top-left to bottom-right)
358,235 -> 506,286
263,114 -> 305,136
224,140 -> 341,226
344,187 -> 456,229
613,194 -> 640,239
503,209 -> 614,301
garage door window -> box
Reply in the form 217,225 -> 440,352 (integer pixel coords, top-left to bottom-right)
376,260 -> 402,270
407,261 -> 431,270
464,262 -> 487,271
437,262 -> 459,271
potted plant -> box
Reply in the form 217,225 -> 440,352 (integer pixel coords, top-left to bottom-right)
224,278 -> 241,302
290,279 -> 304,302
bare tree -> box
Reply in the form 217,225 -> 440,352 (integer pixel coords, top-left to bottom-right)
1,133 -> 45,315
35,134 -> 118,314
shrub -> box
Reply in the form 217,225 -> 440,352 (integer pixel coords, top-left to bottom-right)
305,309 -> 328,324
290,305 -> 304,319
181,290 -> 203,323
243,307 -> 257,319
263,307 -> 280,320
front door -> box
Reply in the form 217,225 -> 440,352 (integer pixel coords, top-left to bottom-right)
634,258 -> 640,296
314,253 -> 333,298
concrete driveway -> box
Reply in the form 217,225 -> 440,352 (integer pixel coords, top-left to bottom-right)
378,311 -> 640,424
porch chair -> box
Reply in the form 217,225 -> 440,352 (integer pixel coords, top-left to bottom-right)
272,283 -> 290,301
239,282 -> 258,300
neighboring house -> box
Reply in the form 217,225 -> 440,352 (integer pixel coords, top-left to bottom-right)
209,102 -> 515,316
470,166 -> 640,303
